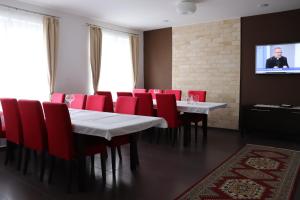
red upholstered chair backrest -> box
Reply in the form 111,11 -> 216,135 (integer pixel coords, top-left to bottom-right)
148,89 -> 163,99
135,93 -> 154,116
51,93 -> 65,103
117,92 -> 133,97
156,94 -> 178,128
95,91 -> 114,112
188,90 -> 207,102
0,98 -> 23,144
69,94 -> 87,109
18,100 -> 47,151
133,89 -> 147,96
85,95 -> 106,112
42,102 -> 74,160
164,90 -> 182,101
115,96 -> 138,115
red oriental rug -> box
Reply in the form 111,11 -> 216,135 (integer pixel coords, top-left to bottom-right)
175,144 -> 300,200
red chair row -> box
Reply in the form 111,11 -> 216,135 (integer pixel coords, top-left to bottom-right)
0,98 -> 107,191
133,88 -> 207,102
51,89 -> 206,104
50,89 -> 207,146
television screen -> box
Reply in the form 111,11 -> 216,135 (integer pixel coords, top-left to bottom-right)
255,42 -> 300,74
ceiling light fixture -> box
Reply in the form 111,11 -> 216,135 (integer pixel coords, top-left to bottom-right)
257,3 -> 269,8
176,0 -> 197,15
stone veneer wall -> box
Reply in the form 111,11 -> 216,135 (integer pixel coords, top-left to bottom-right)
172,19 -> 240,130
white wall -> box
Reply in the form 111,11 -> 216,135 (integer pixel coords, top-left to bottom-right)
1,0 -> 144,94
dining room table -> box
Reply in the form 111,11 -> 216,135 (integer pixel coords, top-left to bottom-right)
68,108 -> 168,190
69,108 -> 167,167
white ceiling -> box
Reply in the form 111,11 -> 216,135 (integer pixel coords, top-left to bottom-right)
17,0 -> 300,31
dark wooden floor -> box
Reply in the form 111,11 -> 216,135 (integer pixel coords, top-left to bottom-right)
0,128 -> 299,200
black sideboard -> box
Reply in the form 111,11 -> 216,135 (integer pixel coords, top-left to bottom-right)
242,104 -> 300,137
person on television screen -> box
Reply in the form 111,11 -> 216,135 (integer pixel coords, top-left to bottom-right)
265,47 -> 289,68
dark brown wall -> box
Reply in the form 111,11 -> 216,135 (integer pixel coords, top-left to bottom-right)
241,9 -> 300,106
144,28 -> 172,89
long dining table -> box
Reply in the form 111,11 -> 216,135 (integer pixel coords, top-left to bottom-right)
69,108 -> 167,168
69,108 -> 167,190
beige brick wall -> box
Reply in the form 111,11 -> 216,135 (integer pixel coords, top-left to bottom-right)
172,19 -> 240,130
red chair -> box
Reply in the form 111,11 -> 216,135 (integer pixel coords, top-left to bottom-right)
135,93 -> 154,116
187,90 -> 207,143
148,89 -> 163,99
133,89 -> 147,96
117,92 -> 133,97
18,100 -> 47,181
69,94 -> 87,109
164,89 -> 182,101
188,90 -> 207,102
109,96 -> 138,176
42,102 -> 107,190
51,93 -> 65,103
0,112 -> 6,138
85,95 -> 106,112
0,98 -> 23,170
95,91 -> 114,112
115,96 -> 138,114
156,94 -> 187,144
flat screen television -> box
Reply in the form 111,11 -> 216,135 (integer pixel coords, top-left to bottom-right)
255,42 -> 300,74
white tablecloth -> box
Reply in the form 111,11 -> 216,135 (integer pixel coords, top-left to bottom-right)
153,100 -> 227,114
69,109 -> 167,140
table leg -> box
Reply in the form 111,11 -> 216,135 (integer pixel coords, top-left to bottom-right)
202,114 -> 208,140
129,133 -> 139,170
183,125 -> 191,147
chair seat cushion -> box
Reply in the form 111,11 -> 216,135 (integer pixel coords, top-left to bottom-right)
78,135 -> 107,156
183,113 -> 204,123
108,135 -> 130,147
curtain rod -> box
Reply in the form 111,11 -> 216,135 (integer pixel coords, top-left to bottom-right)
87,23 -> 139,36
0,3 -> 59,19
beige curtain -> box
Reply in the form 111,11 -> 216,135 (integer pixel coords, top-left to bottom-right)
43,16 -> 59,95
89,26 -> 102,94
130,35 -> 139,88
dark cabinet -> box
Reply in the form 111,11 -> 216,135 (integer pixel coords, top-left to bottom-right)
242,105 -> 300,136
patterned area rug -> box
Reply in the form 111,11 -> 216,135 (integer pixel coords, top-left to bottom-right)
175,144 -> 300,200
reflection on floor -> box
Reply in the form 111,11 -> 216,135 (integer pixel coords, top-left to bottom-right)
0,128 -> 299,200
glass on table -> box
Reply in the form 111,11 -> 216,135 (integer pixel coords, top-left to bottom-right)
65,94 -> 74,107
192,95 -> 199,104
186,96 -> 192,104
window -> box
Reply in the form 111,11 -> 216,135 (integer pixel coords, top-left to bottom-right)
98,30 -> 134,99
0,8 -> 49,101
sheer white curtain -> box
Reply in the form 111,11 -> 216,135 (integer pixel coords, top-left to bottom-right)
0,7 -> 49,101
98,30 -> 134,99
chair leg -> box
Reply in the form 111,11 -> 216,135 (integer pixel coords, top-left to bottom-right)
40,151 -> 46,182
111,147 -> 116,177
90,155 -> 95,174
156,129 -> 161,144
48,156 -> 56,184
33,151 -> 38,163
23,148 -> 30,175
17,145 -> 23,171
117,146 -> 122,160
66,160 -> 73,193
100,154 -> 106,183
4,141 -> 11,165
195,122 -> 198,144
